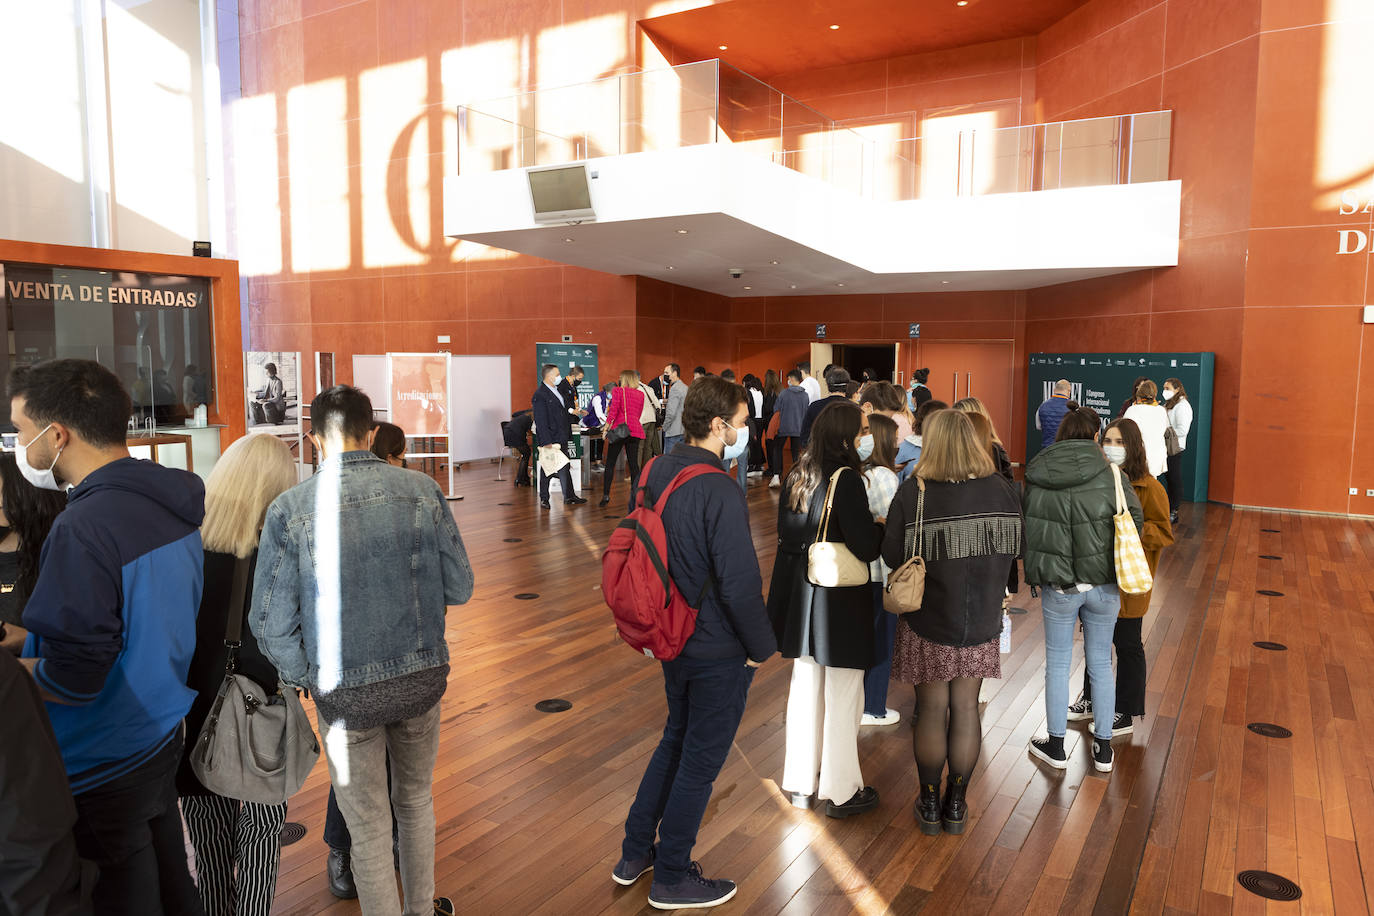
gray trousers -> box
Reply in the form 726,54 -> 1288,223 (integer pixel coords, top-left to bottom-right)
318,702 -> 442,916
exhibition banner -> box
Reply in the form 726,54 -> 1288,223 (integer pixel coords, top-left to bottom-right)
245,351 -> 301,434
1026,352 -> 1214,502
390,353 -> 450,437
534,342 -> 599,460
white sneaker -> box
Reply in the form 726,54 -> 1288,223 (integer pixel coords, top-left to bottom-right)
861,709 -> 901,726
768,476 -> 781,489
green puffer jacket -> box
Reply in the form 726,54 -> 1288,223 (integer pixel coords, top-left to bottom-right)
1022,439 -> 1144,587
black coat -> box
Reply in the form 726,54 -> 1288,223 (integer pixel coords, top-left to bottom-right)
880,475 -> 1022,648
177,550 -> 280,796
767,463 -> 882,669
532,384 -> 573,447
799,395 -> 850,447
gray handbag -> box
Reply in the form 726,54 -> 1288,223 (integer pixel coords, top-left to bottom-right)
190,557 -> 319,804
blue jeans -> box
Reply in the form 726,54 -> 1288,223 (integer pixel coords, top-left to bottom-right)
622,656 -> 755,882
863,583 -> 897,716
727,456 -> 747,490
664,435 -> 683,454
1041,585 -> 1120,741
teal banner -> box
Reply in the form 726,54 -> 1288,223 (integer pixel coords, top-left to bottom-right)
1026,352 -> 1214,503
535,342 -> 598,459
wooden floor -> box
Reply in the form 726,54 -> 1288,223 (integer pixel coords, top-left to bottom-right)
267,464 -> 1374,915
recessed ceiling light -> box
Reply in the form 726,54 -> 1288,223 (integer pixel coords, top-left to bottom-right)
743,286 -> 752,290
562,237 -> 574,243
829,24 -> 840,30
666,266 -> 675,270
790,284 -> 797,289
718,45 -> 728,50
675,228 -> 689,234
941,280 -> 950,284
956,0 -> 969,6
836,283 -> 845,287
770,259 -> 779,265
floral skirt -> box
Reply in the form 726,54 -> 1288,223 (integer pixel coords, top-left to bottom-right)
891,621 -> 1000,684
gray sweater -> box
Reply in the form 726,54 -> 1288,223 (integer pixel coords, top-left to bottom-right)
662,380 -> 688,437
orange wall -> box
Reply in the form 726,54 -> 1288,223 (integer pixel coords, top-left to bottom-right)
768,37 -> 1037,130
729,290 -> 1029,460
0,238 -> 246,443
236,0 -> 1374,513
1026,0 -> 1374,513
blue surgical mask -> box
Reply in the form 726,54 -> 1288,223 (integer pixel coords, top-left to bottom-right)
856,434 -> 874,461
719,422 -> 749,461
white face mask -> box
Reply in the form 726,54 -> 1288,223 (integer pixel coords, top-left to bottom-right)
16,424 -> 64,491
1103,444 -> 1127,466
717,421 -> 749,461
1162,388 -> 1176,400
856,434 -> 874,461
549,374 -> 562,387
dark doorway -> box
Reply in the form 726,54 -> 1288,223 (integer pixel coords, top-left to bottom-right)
830,344 -> 896,384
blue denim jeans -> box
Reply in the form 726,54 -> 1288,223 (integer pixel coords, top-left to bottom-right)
1041,584 -> 1119,741
622,656 -> 755,882
863,583 -> 897,716
664,435 -> 683,455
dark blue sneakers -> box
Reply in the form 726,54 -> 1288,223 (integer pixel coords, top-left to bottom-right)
611,847 -> 655,886
647,862 -> 737,910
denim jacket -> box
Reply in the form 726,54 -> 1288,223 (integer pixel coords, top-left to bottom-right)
250,451 -> 474,691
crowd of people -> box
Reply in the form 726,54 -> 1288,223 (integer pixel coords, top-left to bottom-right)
1,357 -> 1184,914
1,359 -> 473,916
603,364 -> 1179,907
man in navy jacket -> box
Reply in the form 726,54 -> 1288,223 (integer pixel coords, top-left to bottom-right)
11,359 -> 205,914
799,366 -> 852,447
612,376 -> 776,910
532,363 -> 587,509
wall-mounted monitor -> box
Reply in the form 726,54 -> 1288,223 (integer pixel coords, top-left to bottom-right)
527,164 -> 595,224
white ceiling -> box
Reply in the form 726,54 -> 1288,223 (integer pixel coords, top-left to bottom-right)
457,213 -> 1145,298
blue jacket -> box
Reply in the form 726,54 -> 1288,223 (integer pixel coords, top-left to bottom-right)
250,452 -> 474,692
22,458 -> 205,793
774,385 -> 809,438
633,447 -> 777,663
532,384 -> 573,448
1036,395 -> 1073,449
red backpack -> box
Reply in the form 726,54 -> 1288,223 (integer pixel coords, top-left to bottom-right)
602,457 -> 726,659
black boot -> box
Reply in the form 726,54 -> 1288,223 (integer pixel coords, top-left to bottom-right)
942,775 -> 968,834
915,783 -> 942,836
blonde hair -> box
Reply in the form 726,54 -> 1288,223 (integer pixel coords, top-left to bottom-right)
1135,379 -> 1158,402
915,410 -> 995,482
618,369 -> 638,388
201,434 -> 299,558
952,397 -> 1002,445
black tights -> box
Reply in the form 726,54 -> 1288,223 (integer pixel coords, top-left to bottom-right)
913,678 -> 983,786
602,436 -> 643,498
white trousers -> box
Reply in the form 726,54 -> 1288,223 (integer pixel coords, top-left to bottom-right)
781,655 -> 865,803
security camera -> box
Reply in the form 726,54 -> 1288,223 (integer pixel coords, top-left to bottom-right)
728,268 -> 743,279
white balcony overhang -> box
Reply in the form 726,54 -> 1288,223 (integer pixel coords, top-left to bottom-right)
443,143 -> 1181,297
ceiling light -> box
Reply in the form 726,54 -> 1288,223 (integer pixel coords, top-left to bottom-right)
829,24 -> 840,30
718,45 -> 728,50
956,0 -> 969,5
743,286 -> 752,290
666,266 -> 675,270
790,284 -> 797,289
770,259 -> 779,265
563,237 -> 574,242
675,228 -> 689,234
836,283 -> 845,287
941,280 -> 950,284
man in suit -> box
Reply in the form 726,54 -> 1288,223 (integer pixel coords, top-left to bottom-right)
533,364 -> 588,509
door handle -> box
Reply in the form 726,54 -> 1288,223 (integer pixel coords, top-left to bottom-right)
953,372 -> 958,400
967,372 -> 973,398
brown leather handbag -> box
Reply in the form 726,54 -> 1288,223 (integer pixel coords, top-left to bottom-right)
883,476 -> 927,613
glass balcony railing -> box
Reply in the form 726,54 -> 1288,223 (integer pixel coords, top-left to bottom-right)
456,59 -> 1171,202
